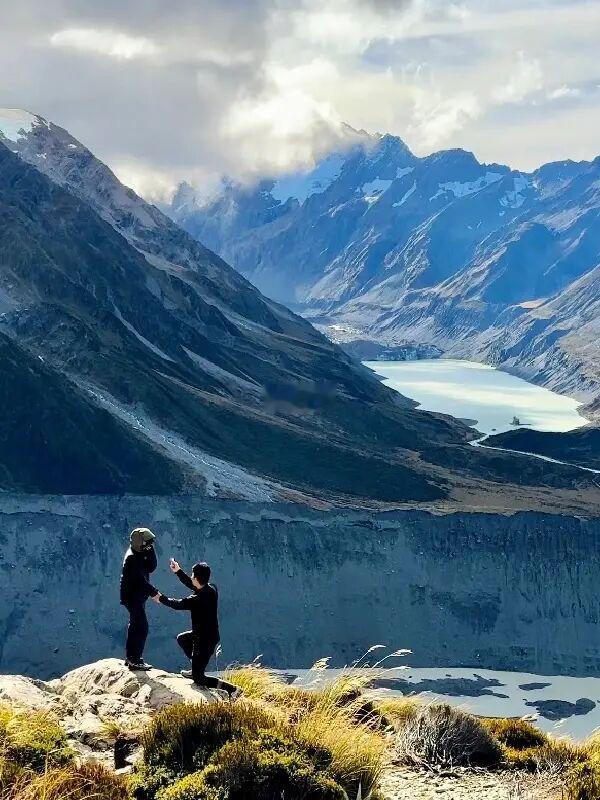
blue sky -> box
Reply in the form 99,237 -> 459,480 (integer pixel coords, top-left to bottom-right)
2,0 -> 599,197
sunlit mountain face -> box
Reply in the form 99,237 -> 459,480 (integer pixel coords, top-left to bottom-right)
167,133 -> 600,421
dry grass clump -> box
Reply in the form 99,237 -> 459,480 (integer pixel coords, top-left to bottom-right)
223,667 -> 286,701
293,680 -> 387,797
0,705 -> 71,772
0,703 -> 125,800
566,731 -> 600,799
395,703 -> 503,768
225,663 -> 387,795
4,763 -> 128,800
373,696 -> 420,726
482,717 -> 582,775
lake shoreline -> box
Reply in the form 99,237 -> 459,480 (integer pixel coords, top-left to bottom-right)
365,358 -> 587,436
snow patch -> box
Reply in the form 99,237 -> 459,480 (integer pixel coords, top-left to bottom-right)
113,306 -> 175,362
271,152 -> 346,205
430,171 -> 504,202
500,173 -> 531,209
81,384 -> 276,501
0,109 -> 40,143
396,166 -> 414,179
393,181 -> 417,207
519,298 -> 548,309
361,178 -> 392,204
182,347 -> 263,396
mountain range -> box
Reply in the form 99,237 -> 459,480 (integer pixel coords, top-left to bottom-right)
167,131 -> 600,420
1,109 -> 598,510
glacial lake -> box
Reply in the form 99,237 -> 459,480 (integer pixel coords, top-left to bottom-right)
365,359 -> 586,435
276,666 -> 600,740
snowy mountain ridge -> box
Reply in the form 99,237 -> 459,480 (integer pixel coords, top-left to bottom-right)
165,131 -> 600,411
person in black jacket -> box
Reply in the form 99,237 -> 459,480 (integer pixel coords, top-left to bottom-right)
152,559 -> 240,698
120,527 -> 158,671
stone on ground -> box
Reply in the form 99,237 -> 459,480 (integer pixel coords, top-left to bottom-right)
0,658 -> 218,769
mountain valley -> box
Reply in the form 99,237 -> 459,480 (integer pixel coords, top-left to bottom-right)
168,131 -> 600,417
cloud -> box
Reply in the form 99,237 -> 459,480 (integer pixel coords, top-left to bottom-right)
547,84 -> 582,101
50,28 -> 159,60
410,89 -> 481,147
1,0 -> 599,197
493,52 -> 543,104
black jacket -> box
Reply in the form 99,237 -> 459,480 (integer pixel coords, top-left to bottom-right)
120,546 -> 158,606
159,569 -> 220,645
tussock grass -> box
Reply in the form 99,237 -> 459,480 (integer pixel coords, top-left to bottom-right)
373,696 -> 420,726
0,704 -> 71,773
482,717 -> 582,775
136,658 -> 391,800
222,666 -> 285,701
395,703 -> 503,768
566,731 -> 600,799
3,763 -> 128,800
293,680 -> 387,798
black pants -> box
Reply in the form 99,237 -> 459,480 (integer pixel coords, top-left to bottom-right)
125,602 -> 148,663
177,631 -> 236,693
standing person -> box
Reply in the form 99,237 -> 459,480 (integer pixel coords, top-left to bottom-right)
120,527 -> 158,671
152,559 -> 241,699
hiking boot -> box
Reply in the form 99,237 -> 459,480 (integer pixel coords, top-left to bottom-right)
126,660 -> 152,671
180,669 -> 193,679
228,686 -> 243,702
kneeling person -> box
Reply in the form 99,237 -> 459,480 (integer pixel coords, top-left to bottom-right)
153,560 -> 240,699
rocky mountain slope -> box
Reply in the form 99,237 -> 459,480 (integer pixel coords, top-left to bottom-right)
168,132 -> 600,408
1,109 -> 595,506
0,332 -> 189,494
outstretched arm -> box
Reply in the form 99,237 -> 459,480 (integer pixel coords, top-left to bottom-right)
157,593 -> 194,611
170,559 -> 194,591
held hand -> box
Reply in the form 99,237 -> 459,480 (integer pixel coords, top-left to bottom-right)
169,558 -> 180,573
151,592 -> 161,603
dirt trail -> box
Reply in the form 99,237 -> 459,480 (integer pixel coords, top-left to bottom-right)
380,765 -> 565,800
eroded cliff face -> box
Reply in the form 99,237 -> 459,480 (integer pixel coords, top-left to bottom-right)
1,495 -> 599,679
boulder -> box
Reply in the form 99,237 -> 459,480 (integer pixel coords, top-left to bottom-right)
0,674 -> 58,711
1,659 -> 218,769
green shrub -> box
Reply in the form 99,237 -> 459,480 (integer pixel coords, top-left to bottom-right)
395,703 -> 503,768
159,738 -> 346,800
482,718 -> 548,751
130,764 -> 181,800
482,717 -> 581,774
0,706 -> 72,772
156,772 -> 225,800
142,702 -> 278,773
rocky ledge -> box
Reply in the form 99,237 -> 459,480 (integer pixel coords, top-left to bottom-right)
0,659 -> 218,771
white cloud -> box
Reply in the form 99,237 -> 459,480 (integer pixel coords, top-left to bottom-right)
2,0 -> 600,192
493,52 -> 543,104
222,85 -> 343,177
50,28 -> 159,60
410,89 -> 481,148
547,84 -> 582,101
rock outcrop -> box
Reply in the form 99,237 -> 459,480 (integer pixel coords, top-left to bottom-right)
0,659 -> 216,769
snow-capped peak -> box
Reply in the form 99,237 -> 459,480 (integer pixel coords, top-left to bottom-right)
270,152 -> 349,205
0,109 -> 45,144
